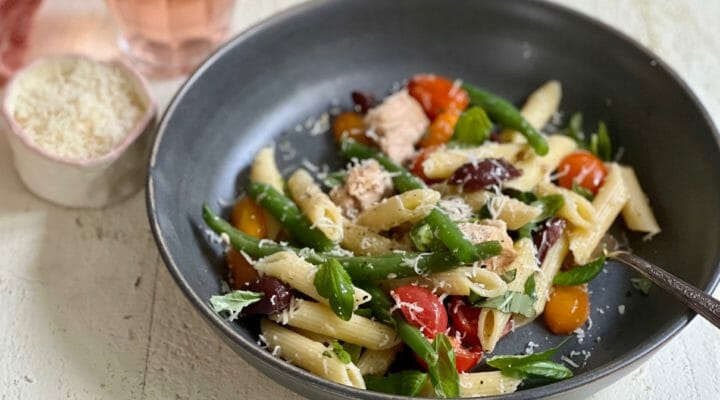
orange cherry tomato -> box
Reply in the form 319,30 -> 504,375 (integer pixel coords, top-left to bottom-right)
226,248 -> 260,289
410,145 -> 441,183
420,109 -> 460,148
332,111 -> 374,145
231,196 -> 267,239
408,74 -> 469,119
543,285 -> 590,335
556,151 -> 608,195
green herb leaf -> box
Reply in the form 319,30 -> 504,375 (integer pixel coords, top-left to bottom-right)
564,112 -> 585,147
209,290 -> 263,316
342,342 -> 363,364
468,290 -> 484,305
524,273 -> 537,298
553,255 -> 606,286
330,341 -> 352,364
486,342 -> 563,369
504,189 -> 538,205
365,370 -> 428,396
452,106 -> 493,146
500,360 -> 574,381
322,170 -> 347,189
572,181 -> 595,201
631,277 -> 653,295
410,223 -> 444,252
590,121 -> 612,161
314,258 -> 356,321
477,291 -> 536,317
517,222 -> 538,239
429,333 -> 460,398
531,195 -> 565,222
501,269 -> 517,283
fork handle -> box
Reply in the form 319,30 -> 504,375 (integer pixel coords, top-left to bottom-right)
610,251 -> 720,329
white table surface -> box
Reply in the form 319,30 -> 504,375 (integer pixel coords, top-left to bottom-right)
1,1 -> 719,399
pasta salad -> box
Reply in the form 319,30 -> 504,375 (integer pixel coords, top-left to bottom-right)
202,74 -> 660,397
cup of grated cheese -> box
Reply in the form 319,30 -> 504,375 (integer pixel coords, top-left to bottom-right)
1,55 -> 156,208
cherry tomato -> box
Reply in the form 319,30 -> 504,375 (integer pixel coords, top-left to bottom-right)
543,285 -> 590,334
420,110 -> 460,148
556,151 -> 608,195
410,145 -> 442,184
391,285 -> 448,338
226,248 -> 260,289
408,74 -> 469,119
447,297 -> 481,346
231,196 -> 267,239
453,341 -> 484,373
332,111 -> 374,145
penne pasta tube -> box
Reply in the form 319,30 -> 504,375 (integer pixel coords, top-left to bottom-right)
459,371 -> 522,397
288,168 -> 344,242
355,189 -> 440,231
341,218 -> 410,255
250,146 -> 283,239
569,163 -> 629,264
356,345 -> 402,377
537,181 -> 597,231
380,267 -> 508,298
463,191 -> 541,230
500,80 -> 562,143
620,166 -> 661,236
261,319 -> 366,388
255,251 -> 371,308
271,300 -> 400,350
505,135 -> 577,192
422,143 -> 525,180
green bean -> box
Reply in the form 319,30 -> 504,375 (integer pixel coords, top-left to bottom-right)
462,82 -> 549,155
247,183 -> 334,252
396,318 -> 438,366
354,281 -> 395,326
339,140 -> 480,263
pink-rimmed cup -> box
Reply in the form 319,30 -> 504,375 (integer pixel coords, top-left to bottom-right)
1,54 -> 157,208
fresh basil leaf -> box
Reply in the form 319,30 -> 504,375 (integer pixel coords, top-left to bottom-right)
330,341 -> 352,364
210,290 -> 263,316
501,360 -> 574,381
410,223 -> 444,252
477,291 -> 536,318
486,338 -> 570,369
504,189 -> 538,205
564,112 -> 585,147
343,342 -> 363,364
322,170 -> 347,189
631,277 -> 653,295
365,370 -> 428,396
501,269 -> 517,283
468,290 -> 484,305
572,181 -> 595,201
452,106 -> 493,146
314,258 -> 355,321
524,273 -> 537,299
356,281 -> 396,326
517,222 -> 537,239
531,195 -> 565,222
429,334 -> 460,398
553,255 -> 606,286
596,121 -> 612,161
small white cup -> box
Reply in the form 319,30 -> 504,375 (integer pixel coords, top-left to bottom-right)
1,55 -> 156,208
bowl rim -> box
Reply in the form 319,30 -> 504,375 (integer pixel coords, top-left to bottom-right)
147,0 -> 720,398
1,53 -> 157,168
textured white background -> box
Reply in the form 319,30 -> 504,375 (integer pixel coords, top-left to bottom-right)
1,1 -> 719,399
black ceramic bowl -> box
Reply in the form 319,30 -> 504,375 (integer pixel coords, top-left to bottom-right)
147,0 -> 720,398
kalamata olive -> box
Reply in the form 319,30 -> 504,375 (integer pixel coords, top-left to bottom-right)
533,217 -> 567,263
448,158 -> 521,192
240,276 -> 293,316
351,90 -> 376,114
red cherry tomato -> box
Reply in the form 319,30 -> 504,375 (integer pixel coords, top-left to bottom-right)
410,145 -> 442,184
447,297 -> 481,346
556,151 -> 608,195
391,285 -> 448,338
414,335 -> 483,373
408,74 -> 469,119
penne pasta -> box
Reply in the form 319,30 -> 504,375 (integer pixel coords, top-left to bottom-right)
261,319 -> 365,388
505,135 -> 577,192
537,181 -> 597,231
271,300 -> 400,350
422,143 -> 525,179
356,345 -> 402,377
477,238 -> 538,353
464,191 -> 541,230
250,147 -> 283,239
355,189 -> 440,231
254,251 -> 371,309
500,80 -> 562,143
380,267 -> 508,298
569,163 -> 629,264
459,371 -> 522,397
620,166 -> 661,236
341,218 -> 409,255
288,168 -> 344,242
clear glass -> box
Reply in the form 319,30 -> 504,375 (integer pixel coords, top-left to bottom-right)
106,0 -> 235,77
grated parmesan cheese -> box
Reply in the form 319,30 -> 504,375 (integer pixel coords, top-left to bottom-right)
9,58 -> 146,160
